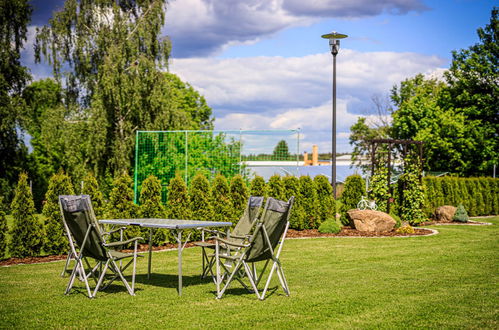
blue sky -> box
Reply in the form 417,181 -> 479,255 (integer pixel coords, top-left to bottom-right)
24,0 -> 496,154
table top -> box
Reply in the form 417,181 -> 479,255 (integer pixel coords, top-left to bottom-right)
99,218 -> 232,229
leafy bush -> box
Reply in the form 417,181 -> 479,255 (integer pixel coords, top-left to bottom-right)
229,175 -> 248,222
369,167 -> 390,213
211,174 -> 233,222
43,170 -> 75,255
340,174 -> 366,225
139,175 -> 167,245
81,171 -> 105,218
395,224 -> 415,234
314,175 -> 335,224
390,212 -> 402,229
9,173 -> 44,258
299,176 -> 320,229
283,175 -> 304,230
0,197 -> 8,259
453,204 -> 469,223
397,154 -> 425,225
267,175 -> 286,200
318,218 -> 341,234
106,172 -> 141,245
249,175 -> 266,197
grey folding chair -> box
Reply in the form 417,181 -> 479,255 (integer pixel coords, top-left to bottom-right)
195,196 -> 264,279
59,195 -> 143,298
214,196 -> 294,300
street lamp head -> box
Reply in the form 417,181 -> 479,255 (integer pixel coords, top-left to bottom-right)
321,31 -> 348,56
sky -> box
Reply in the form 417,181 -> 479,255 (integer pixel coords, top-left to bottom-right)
23,0 -> 496,154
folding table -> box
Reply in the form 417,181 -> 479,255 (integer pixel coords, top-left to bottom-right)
98,218 -> 232,295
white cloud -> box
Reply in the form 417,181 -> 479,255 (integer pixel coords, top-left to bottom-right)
165,0 -> 427,57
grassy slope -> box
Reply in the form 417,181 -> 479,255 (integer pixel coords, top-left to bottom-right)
0,218 -> 497,328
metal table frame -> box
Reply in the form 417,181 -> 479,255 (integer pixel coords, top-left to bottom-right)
99,218 -> 232,295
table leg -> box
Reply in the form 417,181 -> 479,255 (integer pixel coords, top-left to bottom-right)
177,230 -> 182,296
148,228 -> 153,279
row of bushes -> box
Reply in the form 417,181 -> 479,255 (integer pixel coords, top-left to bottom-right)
1,171 -> 336,259
423,176 -> 499,217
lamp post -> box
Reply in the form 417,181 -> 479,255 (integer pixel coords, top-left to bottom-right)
321,31 -> 347,198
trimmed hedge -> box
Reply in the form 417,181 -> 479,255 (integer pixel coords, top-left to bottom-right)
423,176 -> 498,217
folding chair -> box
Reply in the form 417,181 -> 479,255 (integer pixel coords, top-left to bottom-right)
194,196 -> 264,279
214,196 -> 294,300
59,195 -> 143,298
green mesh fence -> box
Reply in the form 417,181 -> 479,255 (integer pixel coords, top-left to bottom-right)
134,130 -> 300,203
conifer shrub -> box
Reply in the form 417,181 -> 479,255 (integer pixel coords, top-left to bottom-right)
189,173 -> 213,241
43,170 -> 75,255
318,218 -> 341,234
211,174 -> 233,222
395,224 -> 415,234
299,176 -> 320,229
453,204 -> 469,222
433,178 -> 445,207
267,175 -> 286,201
139,175 -> 167,245
340,174 -> 366,225
166,175 -> 191,243
106,172 -> 141,245
0,197 -> 8,259
81,171 -> 105,218
249,175 -> 266,197
9,173 -> 44,258
314,175 -> 335,224
229,175 -> 248,223
283,175 -> 305,230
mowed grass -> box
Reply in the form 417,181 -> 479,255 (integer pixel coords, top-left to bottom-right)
1,218 -> 497,329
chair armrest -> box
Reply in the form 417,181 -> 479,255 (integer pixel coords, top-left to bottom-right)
102,227 -> 127,236
104,237 -> 144,247
203,229 -> 228,236
215,237 -> 249,248
228,234 -> 247,239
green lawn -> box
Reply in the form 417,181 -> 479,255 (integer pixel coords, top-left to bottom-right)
1,218 -> 497,329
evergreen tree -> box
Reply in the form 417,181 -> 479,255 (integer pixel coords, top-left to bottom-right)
453,204 -> 469,223
0,197 -> 8,259
81,171 -> 105,218
433,177 -> 445,207
314,175 -> 335,224
43,170 -> 75,255
299,176 -> 320,229
267,175 -> 285,200
465,179 -> 477,216
166,175 -> 191,243
229,175 -> 248,223
340,174 -> 366,225
106,172 -> 141,244
189,173 -> 213,240
211,174 -> 232,222
272,140 -> 291,160
249,175 -> 266,197
139,175 -> 166,245
283,176 -> 304,230
9,173 -> 43,257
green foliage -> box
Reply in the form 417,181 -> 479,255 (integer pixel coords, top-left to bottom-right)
314,175 -> 335,225
139,175 -> 167,245
397,154 -> 425,225
229,175 -> 248,222
283,176 -> 304,230
249,175 -> 266,197
189,173 -> 213,241
318,218 -> 342,234
272,140 -> 292,160
42,170 -> 75,255
369,167 -> 390,213
453,204 -> 469,223
211,174 -> 233,222
165,175 -> 191,245
267,175 -> 286,200
298,176 -> 319,229
395,224 -> 415,234
9,173 -> 43,258
340,174 -> 366,225
106,172 -> 140,244
0,197 -> 8,259
81,171 -> 105,218
0,0 -> 32,206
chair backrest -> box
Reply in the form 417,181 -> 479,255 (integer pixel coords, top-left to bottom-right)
245,196 -> 294,263
231,196 -> 264,237
59,195 -> 108,261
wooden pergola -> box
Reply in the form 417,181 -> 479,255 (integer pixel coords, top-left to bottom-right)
369,139 -> 424,213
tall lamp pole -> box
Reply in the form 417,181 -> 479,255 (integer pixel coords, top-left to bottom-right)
321,31 -> 347,198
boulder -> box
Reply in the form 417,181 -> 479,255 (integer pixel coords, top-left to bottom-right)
347,209 -> 396,232
433,205 -> 457,222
